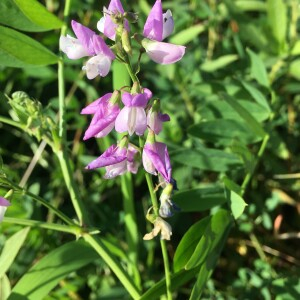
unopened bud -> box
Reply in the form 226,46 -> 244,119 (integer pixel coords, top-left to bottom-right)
121,29 -> 132,55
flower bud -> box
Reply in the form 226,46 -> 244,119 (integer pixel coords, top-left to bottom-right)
121,29 -> 132,55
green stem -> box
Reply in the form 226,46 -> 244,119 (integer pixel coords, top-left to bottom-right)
6,180 -> 74,225
125,62 -> 140,84
0,116 -> 24,129
139,135 -> 172,299
121,173 -> 141,290
56,150 -> 90,226
83,235 -> 141,300
3,217 -> 81,235
160,239 -> 173,300
57,0 -> 89,226
241,134 -> 270,194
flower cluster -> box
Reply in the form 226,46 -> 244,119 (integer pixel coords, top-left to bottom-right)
60,0 -> 185,240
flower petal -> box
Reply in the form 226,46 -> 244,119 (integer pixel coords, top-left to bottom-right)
83,54 -> 112,79
104,160 -> 127,178
142,39 -> 185,64
92,35 -> 115,59
98,0 -> 129,41
59,35 -> 89,59
132,93 -> 149,107
134,107 -> 147,135
115,106 -> 130,133
0,197 -> 10,207
86,145 -> 127,170
142,148 -> 157,175
83,106 -> 119,140
81,93 -> 112,115
162,10 -> 174,40
71,20 -> 95,55
121,92 -> 133,107
143,0 -> 163,41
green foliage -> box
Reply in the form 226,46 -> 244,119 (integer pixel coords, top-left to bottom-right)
9,240 -> 99,300
0,0 -> 300,299
0,0 -> 63,32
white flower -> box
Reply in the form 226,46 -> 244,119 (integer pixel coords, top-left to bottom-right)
143,217 -> 172,240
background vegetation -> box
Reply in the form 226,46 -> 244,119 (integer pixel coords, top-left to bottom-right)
0,0 -> 300,299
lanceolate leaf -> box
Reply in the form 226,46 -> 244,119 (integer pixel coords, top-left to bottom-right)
9,240 -> 99,300
0,227 -> 30,279
170,24 -> 206,45
173,216 -> 211,272
185,209 -> 232,270
201,55 -> 238,72
140,268 -> 200,300
246,48 -> 269,88
221,93 -> 267,138
0,0 -> 63,32
189,223 -> 232,299
0,25 -> 58,68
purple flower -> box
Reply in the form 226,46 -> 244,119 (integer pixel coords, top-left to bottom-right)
142,139 -> 172,183
115,89 -> 152,136
97,0 -> 130,41
0,197 -> 10,222
86,141 -> 139,179
60,20 -> 115,78
142,0 -> 185,64
81,93 -> 120,140
147,106 -> 170,135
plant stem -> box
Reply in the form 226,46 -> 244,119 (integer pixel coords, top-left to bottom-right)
3,217 -> 81,235
121,173 -> 141,290
55,150 -> 90,225
160,239 -> 172,300
241,134 -> 270,194
0,116 -> 24,129
83,235 -> 141,300
57,0 -> 89,226
125,62 -> 140,84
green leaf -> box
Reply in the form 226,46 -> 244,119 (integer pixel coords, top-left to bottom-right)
240,80 -> 271,112
199,99 -> 270,122
289,59 -> 300,81
140,268 -> 200,300
201,55 -> 238,72
170,24 -> 206,45
113,60 -> 131,90
9,240 -> 99,300
0,25 -> 58,68
0,274 -> 11,300
173,216 -> 211,272
185,209 -> 232,270
0,227 -> 30,279
223,180 -> 248,219
235,0 -> 266,11
171,147 -> 242,172
189,221 -> 232,299
246,48 -> 269,88
188,119 -> 261,146
230,141 -> 255,173
266,0 -> 287,54
221,93 -> 267,138
172,187 -> 226,213
0,0 -> 63,32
